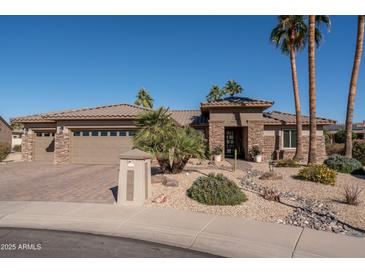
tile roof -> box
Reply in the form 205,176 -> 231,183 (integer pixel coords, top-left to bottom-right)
43,103 -> 149,119
0,116 -> 11,129
201,96 -> 273,108
263,111 -> 336,125
169,110 -> 208,126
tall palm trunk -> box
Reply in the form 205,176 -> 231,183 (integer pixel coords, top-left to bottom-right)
308,15 -> 317,164
345,15 -> 365,157
289,47 -> 303,161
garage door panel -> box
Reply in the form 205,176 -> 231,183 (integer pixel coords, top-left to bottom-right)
71,135 -> 134,164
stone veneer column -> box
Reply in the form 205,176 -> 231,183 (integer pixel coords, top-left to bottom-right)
208,120 -> 225,157
247,120 -> 264,160
21,129 -> 34,161
54,127 -> 71,164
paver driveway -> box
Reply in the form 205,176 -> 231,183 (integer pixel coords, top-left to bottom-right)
0,162 -> 119,204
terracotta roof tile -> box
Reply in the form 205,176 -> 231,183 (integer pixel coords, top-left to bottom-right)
201,96 -> 273,108
169,110 -> 207,126
263,111 -> 336,125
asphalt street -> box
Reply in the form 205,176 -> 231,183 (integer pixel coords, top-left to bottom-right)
0,228 -> 219,258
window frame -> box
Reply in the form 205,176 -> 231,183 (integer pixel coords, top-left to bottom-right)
282,129 -> 297,149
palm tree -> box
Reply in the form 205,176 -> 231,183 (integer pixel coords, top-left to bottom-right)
307,15 -> 331,164
224,80 -> 244,96
206,85 -> 224,102
134,88 -> 154,109
345,16 -> 365,157
270,16 -> 307,161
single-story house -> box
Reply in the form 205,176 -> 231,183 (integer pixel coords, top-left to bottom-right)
0,116 -> 12,145
12,129 -> 23,149
325,122 -> 365,143
11,96 -> 336,165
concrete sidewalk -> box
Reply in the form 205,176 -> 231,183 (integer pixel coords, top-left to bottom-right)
0,201 -> 364,258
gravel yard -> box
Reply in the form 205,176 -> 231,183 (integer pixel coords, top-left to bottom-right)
147,160 -> 365,233
146,162 -> 293,223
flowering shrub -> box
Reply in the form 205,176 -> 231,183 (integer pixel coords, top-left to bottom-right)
297,165 -> 337,186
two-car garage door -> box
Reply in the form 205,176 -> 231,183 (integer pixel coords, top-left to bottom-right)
70,129 -> 136,165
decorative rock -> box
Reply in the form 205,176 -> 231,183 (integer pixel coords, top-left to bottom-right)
259,171 -> 283,181
163,179 -> 179,187
152,194 -> 167,203
152,175 -> 167,185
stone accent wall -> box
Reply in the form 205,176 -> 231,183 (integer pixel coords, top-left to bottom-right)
21,131 -> 34,161
208,120 -> 225,156
263,136 -> 275,160
263,133 -> 327,163
247,121 -> 264,160
54,131 -> 71,164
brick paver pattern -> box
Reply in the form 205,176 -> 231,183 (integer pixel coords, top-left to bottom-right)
0,162 -> 119,204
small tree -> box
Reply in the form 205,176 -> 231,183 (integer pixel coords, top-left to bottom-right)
134,88 -> 154,109
224,80 -> 243,96
334,129 -> 357,144
134,107 -> 206,174
206,85 -> 224,102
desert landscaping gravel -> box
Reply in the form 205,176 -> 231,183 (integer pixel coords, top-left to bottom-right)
146,164 -> 293,223
147,161 -> 365,234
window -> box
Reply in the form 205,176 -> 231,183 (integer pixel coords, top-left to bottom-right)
100,131 -> 108,137
91,131 -> 99,137
283,130 -> 297,148
74,131 -> 81,137
82,131 -> 90,137
36,132 -> 43,137
128,130 -> 136,137
119,130 -> 127,137
110,131 -> 117,137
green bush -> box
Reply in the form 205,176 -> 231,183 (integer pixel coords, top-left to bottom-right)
334,129 -> 358,144
187,173 -> 247,205
13,144 -> 22,152
324,154 -> 362,174
274,159 -> 300,168
0,142 -> 11,162
353,141 -> 365,166
297,165 -> 337,186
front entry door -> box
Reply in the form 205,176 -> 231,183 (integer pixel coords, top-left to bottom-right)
225,128 -> 244,158
225,129 -> 235,158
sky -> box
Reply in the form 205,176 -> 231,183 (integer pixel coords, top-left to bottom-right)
0,15 -> 363,123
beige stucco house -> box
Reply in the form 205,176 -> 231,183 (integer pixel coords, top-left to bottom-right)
0,116 -> 12,145
11,96 -> 336,165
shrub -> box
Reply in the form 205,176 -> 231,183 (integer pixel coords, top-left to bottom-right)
13,144 -> 22,152
274,159 -> 300,168
187,173 -> 247,205
134,107 -> 207,174
353,141 -> 365,166
249,145 -> 262,159
343,183 -> 363,206
334,129 -> 358,144
0,142 -> 11,162
324,154 -> 362,174
212,145 -> 223,156
325,143 -> 344,156
297,165 -> 337,186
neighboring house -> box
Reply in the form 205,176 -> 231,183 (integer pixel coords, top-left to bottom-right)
12,129 -> 23,149
11,96 -> 336,165
0,116 -> 12,145
325,122 -> 365,143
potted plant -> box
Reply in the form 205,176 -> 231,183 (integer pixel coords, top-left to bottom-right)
212,145 -> 223,162
249,146 -> 263,163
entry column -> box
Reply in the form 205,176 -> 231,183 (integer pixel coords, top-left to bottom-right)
208,120 -> 225,158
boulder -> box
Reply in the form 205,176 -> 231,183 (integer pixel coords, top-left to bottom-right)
259,171 -> 283,180
163,178 -> 179,187
152,194 -> 167,204
152,175 -> 168,185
